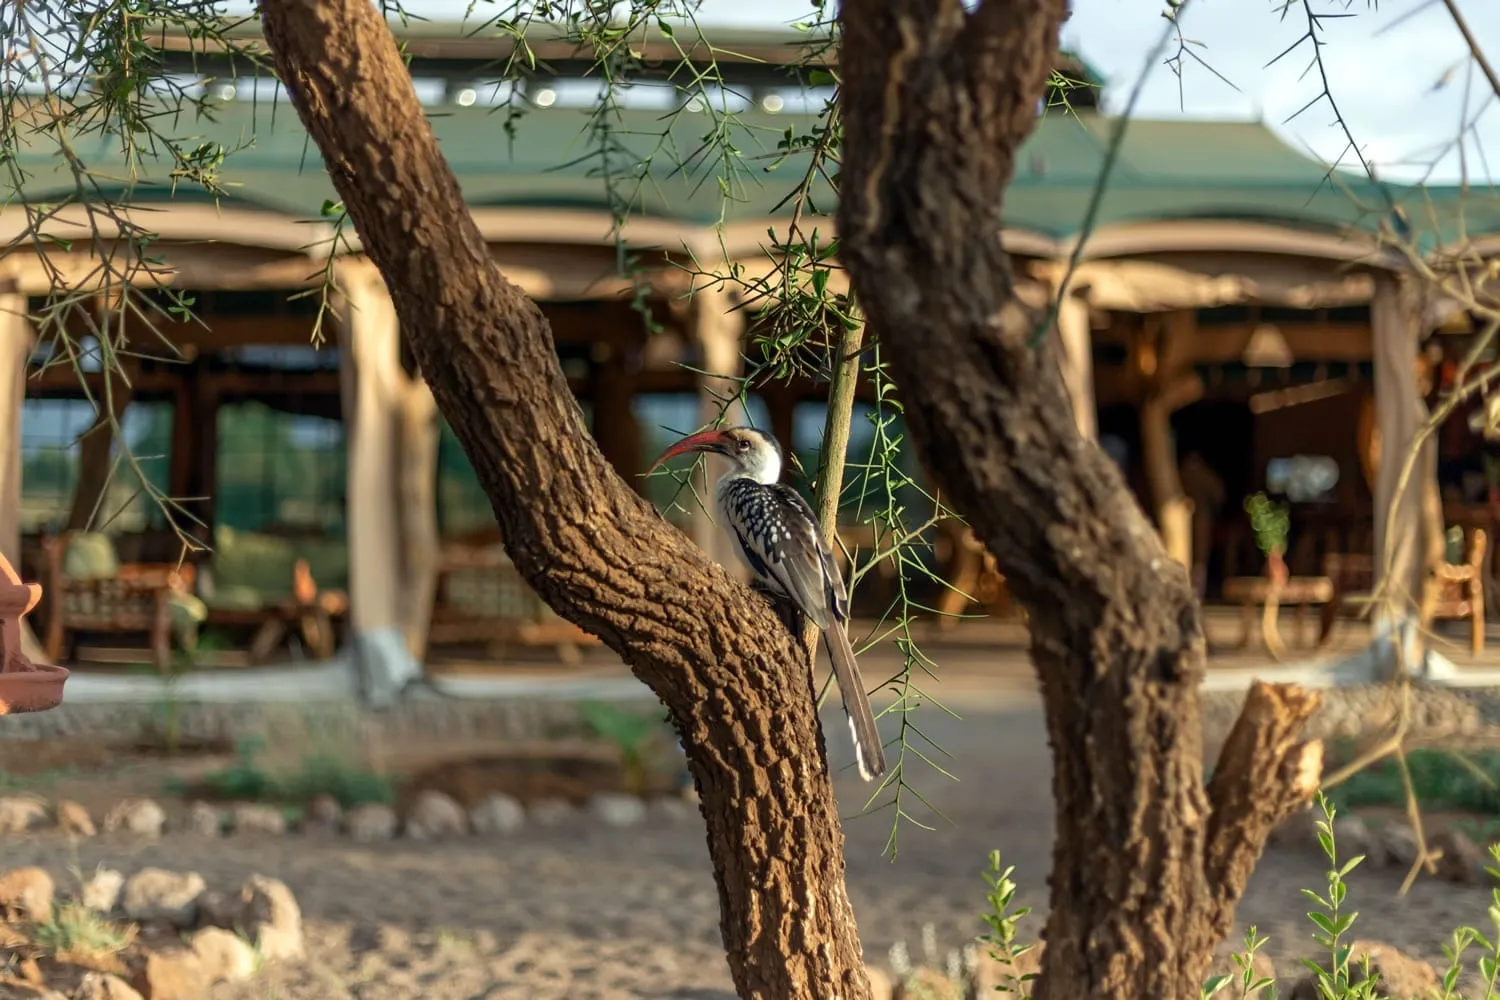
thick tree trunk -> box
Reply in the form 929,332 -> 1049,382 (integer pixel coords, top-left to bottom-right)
256,3 -> 871,998
836,3 -> 1322,998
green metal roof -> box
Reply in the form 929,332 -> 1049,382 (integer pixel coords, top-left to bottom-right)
7,99 -> 1499,247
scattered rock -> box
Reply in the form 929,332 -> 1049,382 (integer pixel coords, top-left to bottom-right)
1432,828 -> 1484,884
302,795 -> 343,833
131,946 -> 209,1000
0,797 -> 49,833
1330,814 -> 1377,865
0,867 -> 54,922
648,796 -> 696,823
1380,822 -> 1421,870
0,983 -> 68,1000
194,889 -> 246,932
344,803 -> 398,842
403,790 -> 467,840
1269,805 -> 1319,852
232,803 -> 287,836
469,794 -> 525,835
102,799 -> 166,838
348,921 -> 410,954
121,868 -> 205,927
893,968 -> 961,1000
1286,940 -> 1438,1000
528,798 -> 576,827
189,926 -> 257,983
242,875 -> 304,962
55,799 -> 96,837
74,972 -> 145,1000
184,802 -> 223,838
588,793 -> 646,828
80,868 -> 125,914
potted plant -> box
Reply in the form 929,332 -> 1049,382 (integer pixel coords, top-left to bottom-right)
0,552 -> 68,715
1243,491 -> 1292,660
1244,491 -> 1290,587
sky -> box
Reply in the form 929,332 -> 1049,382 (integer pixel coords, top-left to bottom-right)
685,0 -> 1500,186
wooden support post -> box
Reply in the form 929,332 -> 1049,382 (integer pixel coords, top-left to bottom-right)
1,284 -> 49,663
591,339 -> 642,491
765,384 -> 797,456
336,263 -> 423,701
0,287 -> 28,574
1138,311 -> 1202,570
1053,284 -> 1097,440
690,282 -> 747,573
1371,274 -> 1441,671
397,380 -> 439,660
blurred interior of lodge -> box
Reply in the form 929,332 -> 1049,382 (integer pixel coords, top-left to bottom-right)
5,20 -> 1500,690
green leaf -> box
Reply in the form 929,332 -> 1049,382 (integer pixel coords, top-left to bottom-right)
1201,974 -> 1233,998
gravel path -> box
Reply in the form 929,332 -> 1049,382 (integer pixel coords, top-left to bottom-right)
5,696 -> 1496,999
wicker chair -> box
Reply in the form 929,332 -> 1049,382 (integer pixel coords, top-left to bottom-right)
41,531 -> 196,672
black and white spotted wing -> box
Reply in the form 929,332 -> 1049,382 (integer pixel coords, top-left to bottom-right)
718,478 -> 847,631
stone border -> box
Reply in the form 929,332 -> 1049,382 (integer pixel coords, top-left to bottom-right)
0,786 -> 701,846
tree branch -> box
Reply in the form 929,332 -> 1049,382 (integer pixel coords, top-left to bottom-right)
255,2 -> 872,996
1204,681 -> 1324,935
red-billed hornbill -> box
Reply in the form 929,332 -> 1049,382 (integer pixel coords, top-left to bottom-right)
650,426 -> 887,781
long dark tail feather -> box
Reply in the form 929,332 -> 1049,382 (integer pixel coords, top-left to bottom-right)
822,625 -> 887,781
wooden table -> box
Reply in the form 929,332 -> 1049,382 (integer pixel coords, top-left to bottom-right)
1222,575 -> 1334,658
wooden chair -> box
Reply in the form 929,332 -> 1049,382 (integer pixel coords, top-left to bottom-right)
195,524 -> 349,664
1426,527 -> 1488,657
41,532 -> 196,672
428,530 -> 599,665
932,519 -> 1014,628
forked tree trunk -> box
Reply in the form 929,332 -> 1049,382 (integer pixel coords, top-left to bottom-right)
257,2 -> 872,997
836,2 -> 1323,998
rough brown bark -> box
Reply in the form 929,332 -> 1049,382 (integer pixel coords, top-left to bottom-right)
836,2 -> 1321,998
255,3 -> 871,998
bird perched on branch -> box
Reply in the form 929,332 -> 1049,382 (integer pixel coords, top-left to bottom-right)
649,426 -> 887,781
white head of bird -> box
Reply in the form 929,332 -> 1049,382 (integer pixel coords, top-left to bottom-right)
648,426 -> 783,485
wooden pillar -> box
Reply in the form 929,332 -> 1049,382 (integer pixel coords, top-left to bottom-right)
591,338 -> 641,491
1371,273 -> 1439,666
396,380 -> 439,660
765,384 -> 797,457
1,284 -> 47,662
336,263 -> 422,702
1138,311 -> 1202,570
66,339 -> 136,532
0,287 -> 30,572
691,282 -> 747,572
1053,286 -> 1097,440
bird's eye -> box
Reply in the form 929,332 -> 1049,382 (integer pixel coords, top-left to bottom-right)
737,438 -> 750,452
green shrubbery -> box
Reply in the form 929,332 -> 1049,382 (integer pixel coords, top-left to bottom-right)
893,794 -> 1500,999
170,735 -> 395,808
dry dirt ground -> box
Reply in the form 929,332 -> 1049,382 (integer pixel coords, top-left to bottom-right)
2,691 -> 1497,1000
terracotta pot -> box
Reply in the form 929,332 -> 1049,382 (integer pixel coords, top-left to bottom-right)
1265,547 -> 1289,588
0,663 -> 69,715
0,553 -> 68,715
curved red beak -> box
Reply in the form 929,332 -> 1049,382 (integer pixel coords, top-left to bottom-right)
648,429 -> 727,474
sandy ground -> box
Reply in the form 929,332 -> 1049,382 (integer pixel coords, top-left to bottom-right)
3,692 -> 1497,1000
